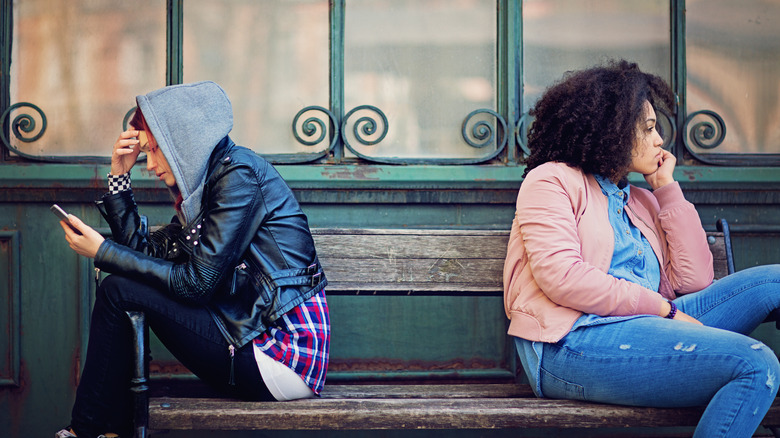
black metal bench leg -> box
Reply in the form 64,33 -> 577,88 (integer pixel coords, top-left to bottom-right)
126,311 -> 149,438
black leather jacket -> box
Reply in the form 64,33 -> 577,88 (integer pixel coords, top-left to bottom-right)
94,138 -> 326,348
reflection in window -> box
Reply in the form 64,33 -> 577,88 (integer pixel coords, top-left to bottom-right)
687,0 -> 780,155
183,0 -> 330,156
9,0 -> 166,157
344,0 -> 496,160
522,0 -> 670,113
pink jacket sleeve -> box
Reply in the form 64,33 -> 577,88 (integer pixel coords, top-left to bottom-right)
652,182 -> 714,294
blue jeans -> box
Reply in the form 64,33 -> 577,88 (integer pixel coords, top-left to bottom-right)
70,275 -> 273,438
537,265 -> 780,438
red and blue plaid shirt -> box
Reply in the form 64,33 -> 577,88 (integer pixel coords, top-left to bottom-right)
253,290 -> 330,394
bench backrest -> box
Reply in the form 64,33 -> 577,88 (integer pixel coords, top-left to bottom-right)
146,226 -> 732,383
313,226 -> 731,381
313,228 -> 732,297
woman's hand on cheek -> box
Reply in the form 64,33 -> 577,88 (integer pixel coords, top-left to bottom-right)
61,214 -> 105,259
111,130 -> 142,176
644,149 -> 676,190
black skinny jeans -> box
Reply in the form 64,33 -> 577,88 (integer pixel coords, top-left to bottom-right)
71,275 -> 273,438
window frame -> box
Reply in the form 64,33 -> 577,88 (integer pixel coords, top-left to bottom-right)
0,0 -> 778,166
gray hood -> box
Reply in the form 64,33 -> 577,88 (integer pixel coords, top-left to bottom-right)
136,81 -> 233,224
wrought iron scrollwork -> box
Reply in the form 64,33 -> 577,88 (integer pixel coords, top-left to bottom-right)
656,107 -> 677,150
123,106 -> 138,131
461,109 -> 507,152
341,105 -> 389,150
683,110 -> 726,151
515,112 -> 533,157
0,102 -> 47,150
292,105 -> 339,151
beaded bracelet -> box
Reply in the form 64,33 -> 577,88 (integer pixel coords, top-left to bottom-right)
665,300 -> 678,319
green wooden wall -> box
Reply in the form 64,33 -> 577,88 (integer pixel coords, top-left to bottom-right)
1,163 -> 779,437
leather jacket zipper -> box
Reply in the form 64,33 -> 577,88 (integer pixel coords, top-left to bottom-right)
231,262 -> 248,295
94,267 -> 101,288
228,344 -> 236,386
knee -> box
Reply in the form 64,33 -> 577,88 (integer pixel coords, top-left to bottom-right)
739,342 -> 780,396
740,264 -> 780,282
96,275 -> 131,310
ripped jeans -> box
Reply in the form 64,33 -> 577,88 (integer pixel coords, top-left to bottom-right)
536,265 -> 780,438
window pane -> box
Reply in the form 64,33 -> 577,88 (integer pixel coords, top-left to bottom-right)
183,0 -> 330,156
522,0 -> 670,113
686,0 -> 780,155
344,0 -> 497,161
9,0 -> 166,158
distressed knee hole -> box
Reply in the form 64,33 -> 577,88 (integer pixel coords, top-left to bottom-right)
673,342 -> 697,352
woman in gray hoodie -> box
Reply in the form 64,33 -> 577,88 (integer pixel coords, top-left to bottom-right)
56,81 -> 330,438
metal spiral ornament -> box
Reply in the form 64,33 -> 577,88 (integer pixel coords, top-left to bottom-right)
515,112 -> 533,157
122,106 -> 137,131
656,107 -> 677,150
461,109 -> 507,151
341,105 -> 388,149
684,110 -> 726,150
0,102 -> 47,149
292,105 -> 339,150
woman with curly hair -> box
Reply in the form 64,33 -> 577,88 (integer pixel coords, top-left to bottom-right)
503,60 -> 780,437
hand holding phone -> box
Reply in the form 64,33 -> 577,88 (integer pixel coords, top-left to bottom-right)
51,204 -> 82,235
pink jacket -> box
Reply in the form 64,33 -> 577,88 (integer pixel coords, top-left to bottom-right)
503,162 -> 714,342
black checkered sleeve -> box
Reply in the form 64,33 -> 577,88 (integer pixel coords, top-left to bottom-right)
107,173 -> 132,194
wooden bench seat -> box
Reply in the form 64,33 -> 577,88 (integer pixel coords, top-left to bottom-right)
147,383 -> 780,432
127,219 -> 780,437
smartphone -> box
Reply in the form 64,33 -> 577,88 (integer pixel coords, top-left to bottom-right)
51,204 -> 82,234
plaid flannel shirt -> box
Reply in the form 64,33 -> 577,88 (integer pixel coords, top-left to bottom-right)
253,290 -> 330,394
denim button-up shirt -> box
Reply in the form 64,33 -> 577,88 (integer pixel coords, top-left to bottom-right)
593,174 -> 661,293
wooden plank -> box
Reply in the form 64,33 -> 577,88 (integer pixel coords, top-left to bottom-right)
313,232 -> 510,260
312,229 -> 510,237
315,230 -> 730,296
321,258 -> 504,291
149,394 -> 780,431
149,383 -> 533,400
707,232 -> 730,279
317,383 -> 534,399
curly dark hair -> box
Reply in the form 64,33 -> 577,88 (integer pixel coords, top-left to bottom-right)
522,60 -> 674,181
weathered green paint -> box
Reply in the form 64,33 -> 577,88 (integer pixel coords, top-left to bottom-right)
2,163 -> 780,188
330,0 -> 345,163
0,230 -> 20,387
671,0 -> 687,162
0,0 -> 10,150
2,173 -> 780,436
498,0 -> 521,164
167,0 -> 183,85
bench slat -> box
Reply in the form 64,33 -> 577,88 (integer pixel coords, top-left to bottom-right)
321,258 -> 504,293
318,383 -> 533,399
314,229 -> 730,295
313,232 -> 510,259
150,397 -> 706,430
707,232 -> 730,279
148,384 -> 780,431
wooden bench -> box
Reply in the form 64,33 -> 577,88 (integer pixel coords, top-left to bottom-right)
126,219 -> 780,437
